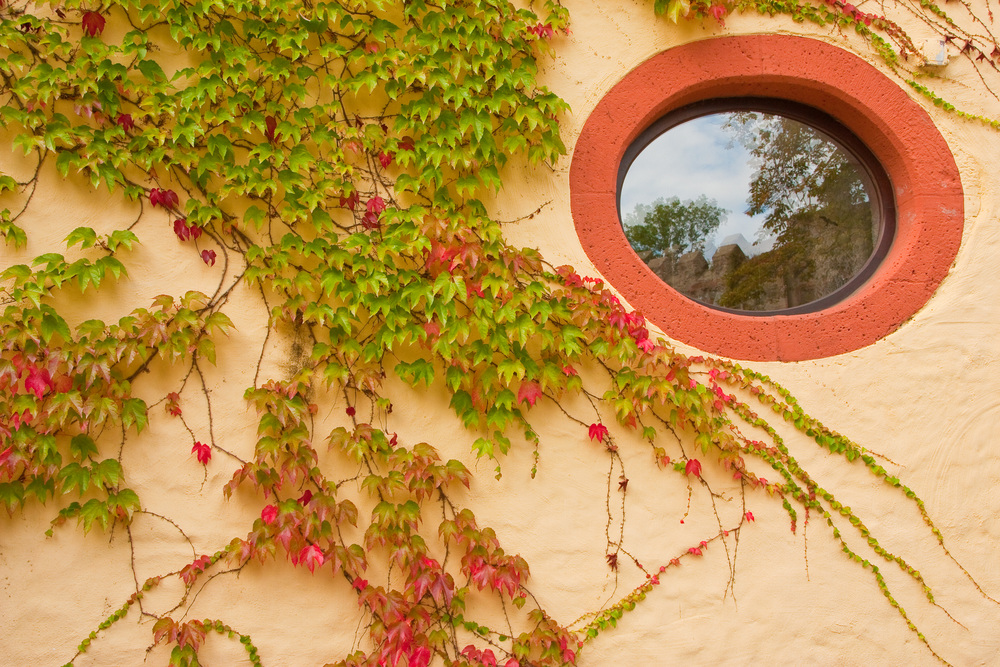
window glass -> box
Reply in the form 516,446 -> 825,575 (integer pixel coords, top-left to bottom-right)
619,104 -> 885,312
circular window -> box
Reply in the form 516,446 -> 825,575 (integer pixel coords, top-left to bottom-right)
570,36 -> 964,361
617,98 -> 894,315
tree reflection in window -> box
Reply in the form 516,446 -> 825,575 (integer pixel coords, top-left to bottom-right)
620,109 -> 880,312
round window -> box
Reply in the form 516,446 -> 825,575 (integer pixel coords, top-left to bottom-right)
617,99 -> 894,315
569,36 -> 963,361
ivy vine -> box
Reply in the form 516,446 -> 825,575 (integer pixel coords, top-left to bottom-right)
0,0 -> 997,666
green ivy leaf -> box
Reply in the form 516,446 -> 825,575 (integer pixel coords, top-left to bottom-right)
121,398 -> 148,433
59,463 -> 91,496
70,434 -> 99,461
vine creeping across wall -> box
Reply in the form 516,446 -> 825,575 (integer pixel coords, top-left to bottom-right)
0,1 -> 997,666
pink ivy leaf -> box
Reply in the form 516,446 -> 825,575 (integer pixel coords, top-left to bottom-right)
180,555 -> 212,586
409,645 -> 432,667
688,546 -> 703,556
24,366 -> 52,399
274,527 -> 292,552
528,22 -> 554,38
745,510 -> 755,522
685,458 -> 702,477
588,422 -> 608,442
191,441 -> 211,464
517,381 -> 542,407
81,11 -> 106,37
261,504 -> 278,525
708,3 -> 727,24
200,249 -> 216,266
299,544 -> 325,573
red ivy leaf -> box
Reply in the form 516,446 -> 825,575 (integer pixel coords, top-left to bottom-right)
51,374 -> 70,393
588,422 -> 608,442
685,458 -> 702,477
378,151 -> 392,168
81,11 -> 105,37
261,504 -> 278,525
618,475 -> 628,493
339,191 -> 359,210
517,381 -> 542,407
265,115 -> 277,142
200,249 -> 216,266
421,321 -> 440,347
606,553 -> 618,570
745,510 -> 755,522
465,281 -> 484,298
192,441 -> 211,464
166,391 -> 182,416
116,113 -> 134,131
173,218 -> 190,241
346,406 -> 356,417
149,188 -> 179,209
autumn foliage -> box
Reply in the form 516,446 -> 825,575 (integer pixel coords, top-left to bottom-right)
0,0 -> 996,665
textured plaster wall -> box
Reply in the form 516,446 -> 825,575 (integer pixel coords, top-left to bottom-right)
2,1 -> 1000,666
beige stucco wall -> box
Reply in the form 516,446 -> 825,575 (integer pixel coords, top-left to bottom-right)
2,2 -> 999,665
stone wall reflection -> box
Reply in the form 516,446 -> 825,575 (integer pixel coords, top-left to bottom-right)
639,212 -> 874,311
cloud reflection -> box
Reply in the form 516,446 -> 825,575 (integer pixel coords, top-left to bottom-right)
620,114 -> 772,257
